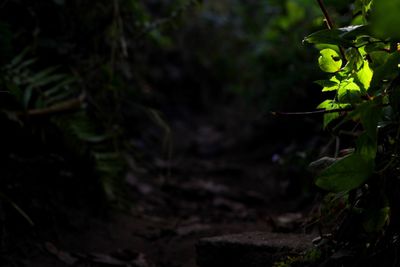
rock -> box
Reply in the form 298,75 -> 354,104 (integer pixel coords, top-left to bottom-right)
196,232 -> 314,267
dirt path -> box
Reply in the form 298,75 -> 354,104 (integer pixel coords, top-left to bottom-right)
18,109 -> 312,267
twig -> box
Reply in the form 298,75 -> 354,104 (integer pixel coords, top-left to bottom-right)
316,0 -> 347,63
16,93 -> 85,117
272,103 -> 389,117
270,107 -> 353,116
316,0 -> 334,30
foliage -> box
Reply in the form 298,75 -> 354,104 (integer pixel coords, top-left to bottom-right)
305,0 -> 400,264
0,0 -> 194,224
0,0 -> 326,224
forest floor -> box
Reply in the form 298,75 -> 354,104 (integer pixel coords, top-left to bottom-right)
4,107 -> 318,267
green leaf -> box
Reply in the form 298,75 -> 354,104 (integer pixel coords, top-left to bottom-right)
345,47 -> 364,71
26,74 -> 67,90
371,52 -> 400,89
317,100 -> 350,128
359,102 -> 381,140
316,76 -> 340,92
305,29 -> 350,46
356,133 -> 377,160
23,87 -> 33,108
44,90 -> 74,106
318,49 -> 342,73
339,25 -> 370,39
43,77 -> 76,97
357,60 -> 373,90
365,42 -> 389,54
315,153 -> 373,192
354,0 -> 373,21
337,78 -> 361,103
26,66 -> 58,85
347,99 -> 382,139
6,48 -> 30,70
304,25 -> 368,46
10,58 -> 37,74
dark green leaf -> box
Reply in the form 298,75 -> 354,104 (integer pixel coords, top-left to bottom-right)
371,52 -> 400,89
304,29 -> 352,46
26,74 -> 68,90
6,48 -> 30,70
317,100 -> 350,128
26,67 -> 58,85
316,154 -> 373,192
345,47 -> 363,71
371,0 -> 400,39
304,25 -> 368,46
340,25 -> 370,39
365,42 -> 389,54
356,133 -> 377,160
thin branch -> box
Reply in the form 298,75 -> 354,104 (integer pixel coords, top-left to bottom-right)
316,0 -> 334,30
270,107 -> 353,116
16,93 -> 85,117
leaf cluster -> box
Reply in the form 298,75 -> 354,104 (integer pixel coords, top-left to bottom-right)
305,0 -> 400,262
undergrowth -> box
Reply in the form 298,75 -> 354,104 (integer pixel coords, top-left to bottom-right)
282,0 -> 400,265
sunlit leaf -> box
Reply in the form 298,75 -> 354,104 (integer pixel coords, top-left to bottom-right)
316,76 -> 340,92
357,60 -> 373,90
337,78 -> 361,103
318,49 -> 342,73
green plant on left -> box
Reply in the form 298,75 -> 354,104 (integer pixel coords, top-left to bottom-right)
0,0 -> 204,231
0,48 -> 128,220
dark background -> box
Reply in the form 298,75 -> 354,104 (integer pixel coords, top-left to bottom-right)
0,0 -> 354,266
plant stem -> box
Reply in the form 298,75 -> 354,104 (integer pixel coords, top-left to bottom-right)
316,0 -> 334,30
16,93 -> 85,117
271,107 -> 353,116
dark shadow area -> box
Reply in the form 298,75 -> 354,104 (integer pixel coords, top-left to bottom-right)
0,1 -> 367,266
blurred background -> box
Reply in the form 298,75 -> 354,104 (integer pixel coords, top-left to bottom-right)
0,0 -> 353,266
